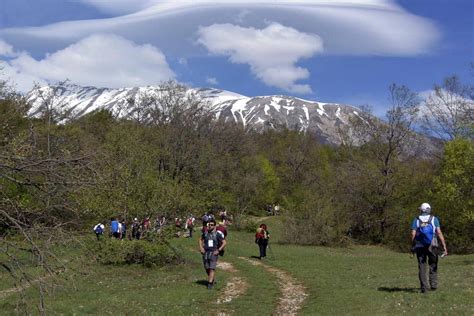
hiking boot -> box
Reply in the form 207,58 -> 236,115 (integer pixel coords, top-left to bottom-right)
430,287 -> 437,291
420,289 -> 427,294
207,283 -> 213,290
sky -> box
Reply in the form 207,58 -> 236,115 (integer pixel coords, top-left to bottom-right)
0,0 -> 472,116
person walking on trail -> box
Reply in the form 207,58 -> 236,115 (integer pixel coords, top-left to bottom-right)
255,223 -> 270,259
411,202 -> 448,294
199,219 -> 226,289
93,223 -> 105,240
131,217 -> 141,240
186,216 -> 195,238
110,217 -> 120,239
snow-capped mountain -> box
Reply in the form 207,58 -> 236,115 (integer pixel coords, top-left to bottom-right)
26,84 -> 364,145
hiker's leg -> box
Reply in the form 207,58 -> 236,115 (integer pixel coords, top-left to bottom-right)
416,248 -> 429,292
428,252 -> 438,290
259,243 -> 265,258
208,269 -> 215,283
262,240 -> 268,257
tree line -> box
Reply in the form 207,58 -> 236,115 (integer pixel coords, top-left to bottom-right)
1,76 -> 472,268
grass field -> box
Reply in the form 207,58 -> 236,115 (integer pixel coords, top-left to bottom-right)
1,217 -> 473,315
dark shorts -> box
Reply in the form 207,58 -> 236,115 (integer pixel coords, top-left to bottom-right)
203,251 -> 218,270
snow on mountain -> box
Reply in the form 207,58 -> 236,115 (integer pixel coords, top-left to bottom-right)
26,84 -> 362,145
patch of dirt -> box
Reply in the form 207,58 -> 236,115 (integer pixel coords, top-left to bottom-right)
239,257 -> 308,315
217,261 -> 238,273
217,276 -> 248,304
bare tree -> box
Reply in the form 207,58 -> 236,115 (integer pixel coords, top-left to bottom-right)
421,76 -> 473,140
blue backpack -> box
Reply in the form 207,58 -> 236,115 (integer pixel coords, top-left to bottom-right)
415,215 -> 434,246
94,224 -> 103,234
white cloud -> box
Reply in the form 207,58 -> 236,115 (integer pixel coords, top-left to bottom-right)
80,0 -> 154,14
1,1 -> 439,57
206,77 -> 218,85
198,23 -> 322,93
1,34 -> 175,93
0,40 -> 18,57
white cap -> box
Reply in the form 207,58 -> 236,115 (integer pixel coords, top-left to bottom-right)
420,203 -> 431,214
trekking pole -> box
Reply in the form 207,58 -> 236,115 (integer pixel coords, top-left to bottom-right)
267,243 -> 275,260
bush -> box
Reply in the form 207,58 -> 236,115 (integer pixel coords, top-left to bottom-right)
231,214 -> 259,233
92,238 -> 183,267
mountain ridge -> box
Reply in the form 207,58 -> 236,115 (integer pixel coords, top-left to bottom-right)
26,83 -> 364,145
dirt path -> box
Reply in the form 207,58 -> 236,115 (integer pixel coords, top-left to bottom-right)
239,257 -> 308,315
212,260 -> 249,315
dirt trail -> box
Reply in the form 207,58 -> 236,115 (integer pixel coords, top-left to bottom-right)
215,261 -> 248,304
239,257 -> 308,315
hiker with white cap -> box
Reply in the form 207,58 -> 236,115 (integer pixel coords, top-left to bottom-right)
410,202 -> 448,294
131,217 -> 141,240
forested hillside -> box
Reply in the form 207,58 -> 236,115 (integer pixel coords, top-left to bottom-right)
1,78 -> 472,311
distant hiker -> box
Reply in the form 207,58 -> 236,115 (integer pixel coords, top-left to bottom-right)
154,216 -> 161,232
93,223 -> 105,240
201,213 -> 210,230
175,217 -> 182,229
159,215 -> 167,228
216,221 -> 228,238
266,204 -> 273,216
186,216 -> 195,238
411,203 -> 448,294
131,218 -> 141,240
110,217 -> 120,239
121,220 -> 127,240
255,223 -> 270,259
216,221 -> 228,256
199,219 -> 226,289
143,217 -> 151,231
274,204 -> 280,216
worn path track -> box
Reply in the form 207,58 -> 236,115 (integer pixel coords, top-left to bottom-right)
239,257 -> 308,315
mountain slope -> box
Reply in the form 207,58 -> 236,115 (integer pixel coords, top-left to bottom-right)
27,84 -> 363,145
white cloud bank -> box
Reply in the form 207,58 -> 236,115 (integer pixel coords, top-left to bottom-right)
198,23 -> 322,93
0,34 -> 175,93
0,0 -> 440,93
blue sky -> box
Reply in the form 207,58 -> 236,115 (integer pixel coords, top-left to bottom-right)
0,0 -> 472,116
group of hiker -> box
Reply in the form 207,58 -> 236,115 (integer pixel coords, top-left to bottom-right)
93,201 -> 448,294
93,214 -> 197,241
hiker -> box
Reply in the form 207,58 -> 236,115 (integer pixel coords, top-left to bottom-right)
216,221 -> 228,239
93,222 -> 105,240
143,217 -> 151,231
199,219 -> 226,289
255,223 -> 270,259
154,216 -> 161,232
274,204 -> 280,216
159,215 -> 167,228
121,220 -> 127,240
201,212 -> 210,231
186,216 -> 195,238
131,217 -> 141,240
110,217 -> 120,239
216,221 -> 228,256
411,203 -> 448,294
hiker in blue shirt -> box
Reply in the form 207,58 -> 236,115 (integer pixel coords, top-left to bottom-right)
410,203 -> 448,294
110,217 -> 120,239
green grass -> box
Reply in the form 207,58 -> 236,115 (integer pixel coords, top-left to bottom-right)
1,220 -> 473,315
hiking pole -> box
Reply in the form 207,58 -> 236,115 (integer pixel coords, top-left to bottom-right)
267,242 -> 275,260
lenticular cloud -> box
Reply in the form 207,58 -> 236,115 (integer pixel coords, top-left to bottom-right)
1,0 -> 439,57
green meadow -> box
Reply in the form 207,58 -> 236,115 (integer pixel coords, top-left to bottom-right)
1,217 -> 473,315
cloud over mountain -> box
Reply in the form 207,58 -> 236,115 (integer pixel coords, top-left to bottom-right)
198,23 -> 322,93
1,34 -> 174,92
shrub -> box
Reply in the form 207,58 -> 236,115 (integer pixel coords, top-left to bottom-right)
92,238 -> 183,267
